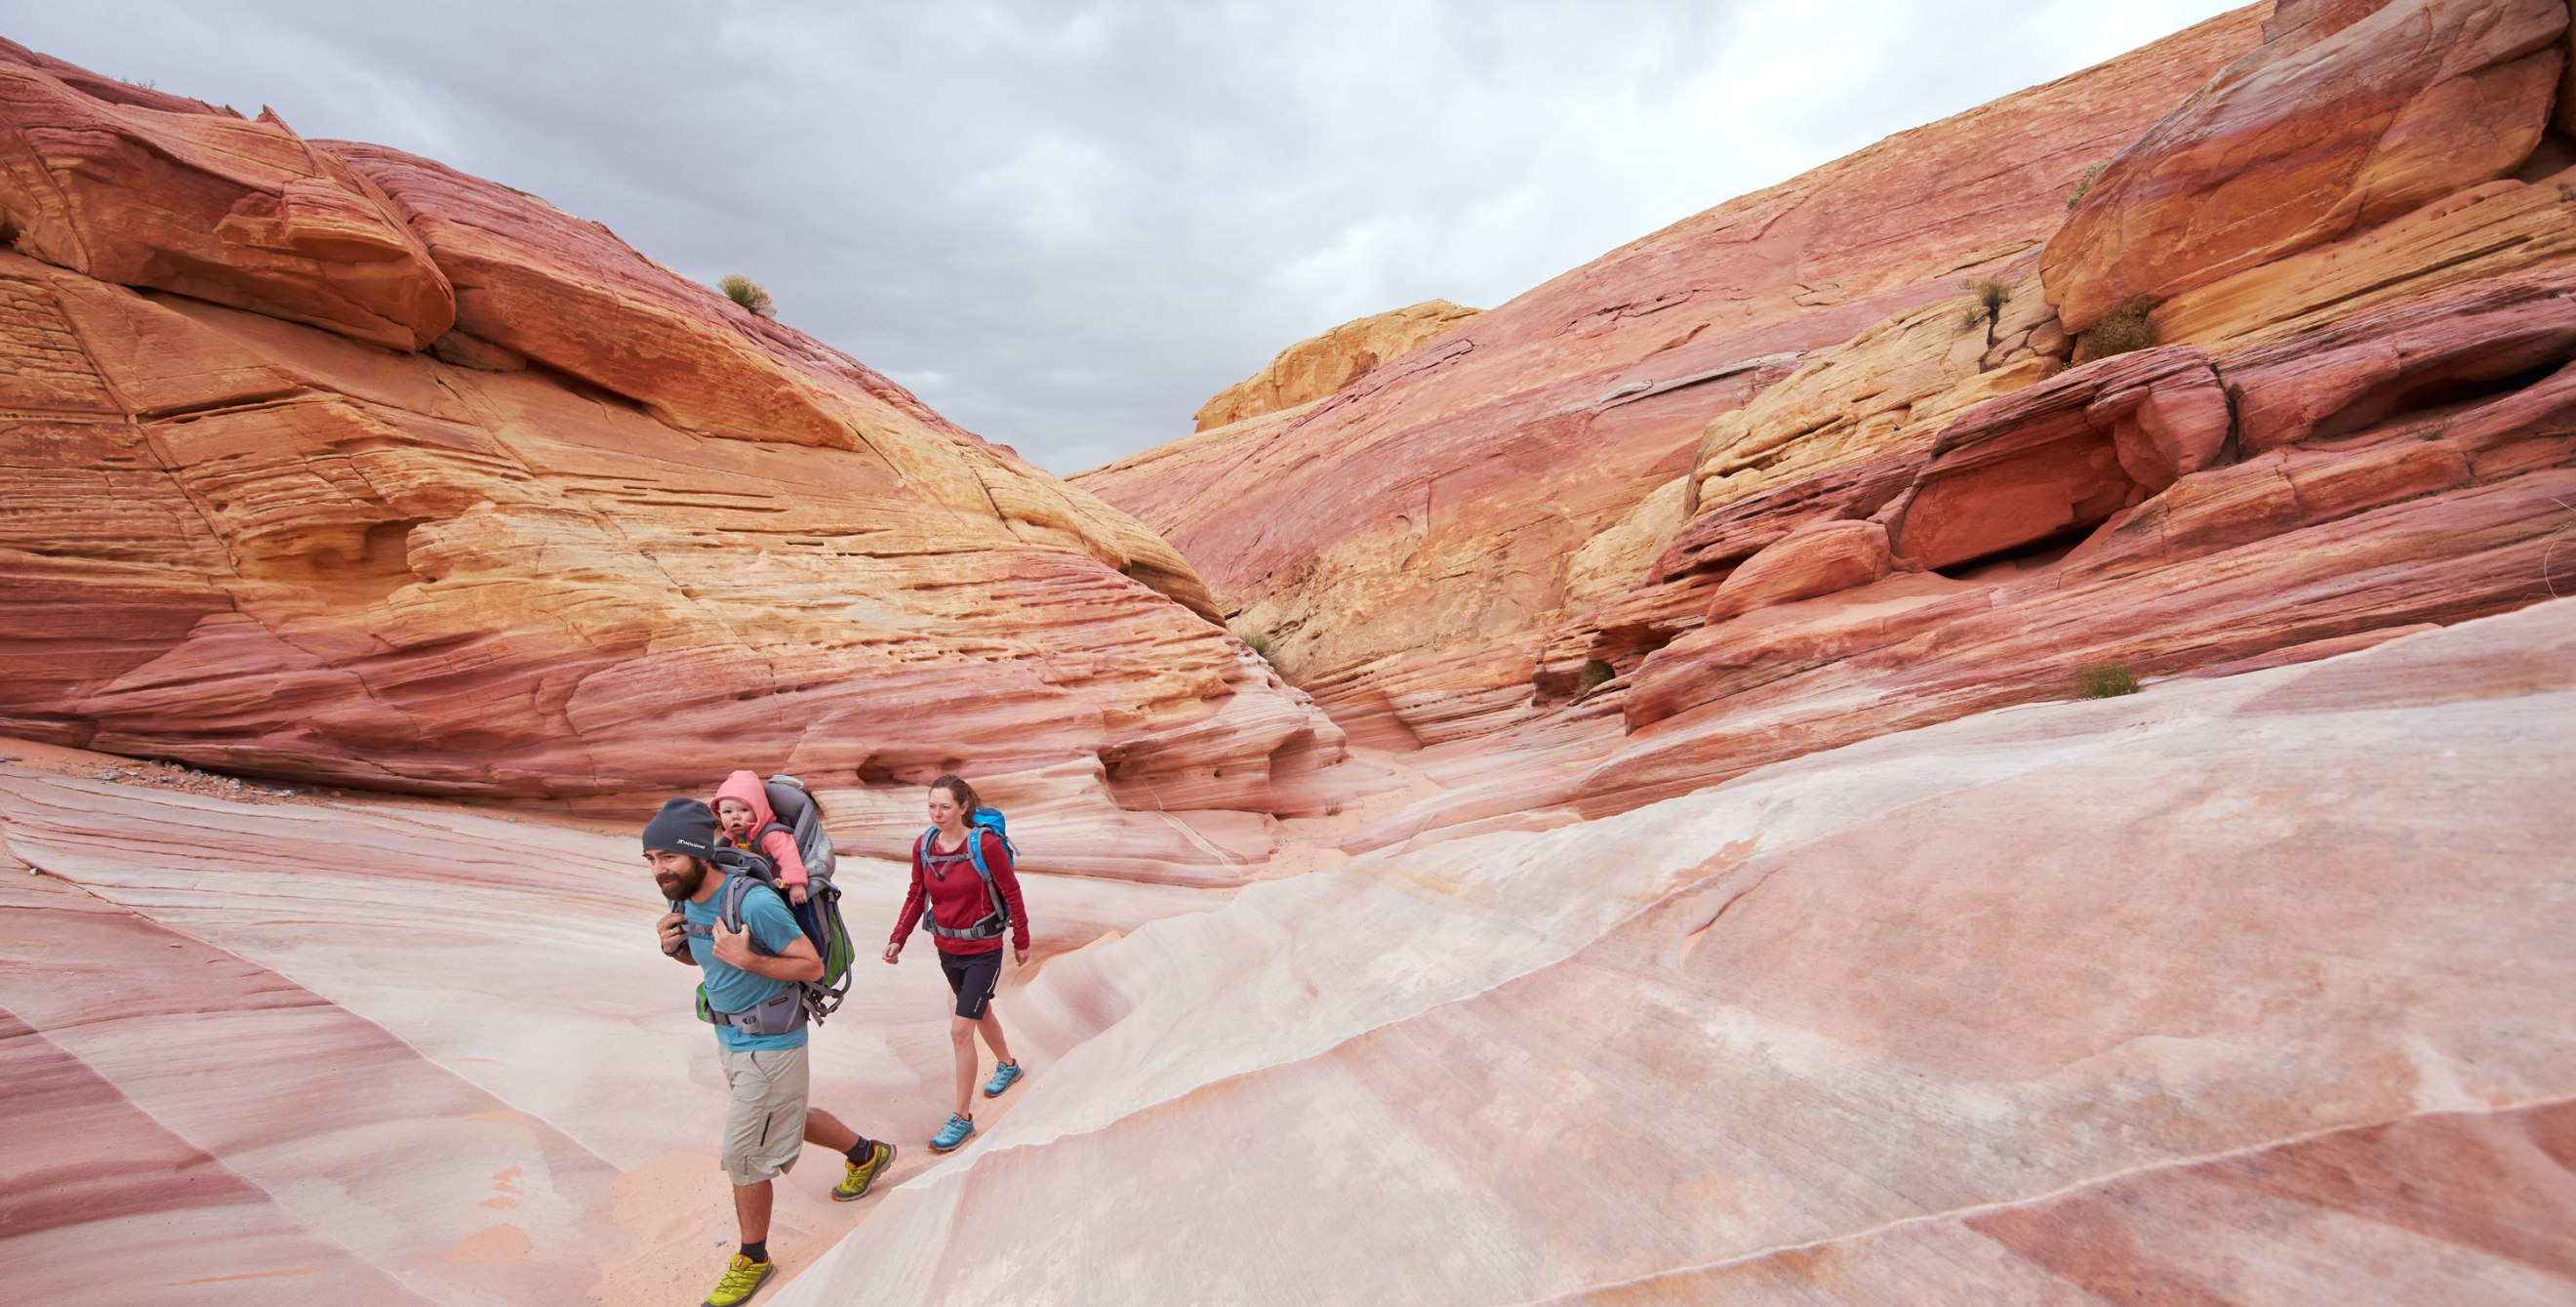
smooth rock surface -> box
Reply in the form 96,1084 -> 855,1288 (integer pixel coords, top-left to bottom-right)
777,600 -> 2576,1306
0,749 -> 1232,1304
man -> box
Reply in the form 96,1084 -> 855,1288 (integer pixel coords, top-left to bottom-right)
644,797 -> 895,1307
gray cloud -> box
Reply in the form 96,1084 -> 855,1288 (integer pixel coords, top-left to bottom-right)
6,0 -> 2238,471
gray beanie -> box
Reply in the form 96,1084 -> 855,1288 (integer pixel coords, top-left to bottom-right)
641,796 -> 719,858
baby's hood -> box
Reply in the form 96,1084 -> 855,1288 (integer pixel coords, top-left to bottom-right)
712,770 -> 778,832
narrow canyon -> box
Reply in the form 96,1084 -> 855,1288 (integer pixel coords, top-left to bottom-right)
2,4 -> 2572,1303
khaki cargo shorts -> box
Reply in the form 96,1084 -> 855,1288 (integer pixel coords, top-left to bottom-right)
719,1044 -> 809,1186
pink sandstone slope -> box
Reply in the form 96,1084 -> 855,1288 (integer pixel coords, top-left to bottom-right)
9,599 -> 2569,1306
768,599 -> 2576,1305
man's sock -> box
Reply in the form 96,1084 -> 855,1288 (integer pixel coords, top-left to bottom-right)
845,1138 -> 878,1165
740,1240 -> 769,1265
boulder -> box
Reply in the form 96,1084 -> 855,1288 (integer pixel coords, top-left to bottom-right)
1192,299 -> 1481,430
1889,346 -> 2232,572
0,62 -> 453,349
2043,0 -> 2568,333
2220,273 -> 2576,451
1703,518 -> 1893,625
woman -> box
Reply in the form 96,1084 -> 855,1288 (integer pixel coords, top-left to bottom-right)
883,774 -> 1030,1152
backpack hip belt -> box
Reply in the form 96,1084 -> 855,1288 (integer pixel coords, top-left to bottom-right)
704,985 -> 809,1037
678,860 -> 849,1033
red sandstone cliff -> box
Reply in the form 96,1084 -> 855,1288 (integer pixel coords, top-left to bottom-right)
1073,8 -> 2275,744
1078,0 -> 2576,847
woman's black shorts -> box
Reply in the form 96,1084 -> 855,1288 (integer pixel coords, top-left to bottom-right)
939,949 -> 1002,1020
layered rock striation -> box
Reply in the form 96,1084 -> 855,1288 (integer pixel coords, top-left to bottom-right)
0,42 -> 1339,875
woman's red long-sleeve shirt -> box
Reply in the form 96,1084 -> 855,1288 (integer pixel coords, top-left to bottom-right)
890,829 -> 1029,956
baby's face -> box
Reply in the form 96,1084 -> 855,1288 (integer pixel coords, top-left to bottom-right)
715,798 -> 756,837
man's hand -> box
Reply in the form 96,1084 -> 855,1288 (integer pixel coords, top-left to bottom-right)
712,918 -> 756,968
882,942 -> 903,965
657,911 -> 689,957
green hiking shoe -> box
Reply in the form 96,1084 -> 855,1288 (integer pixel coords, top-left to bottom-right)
703,1253 -> 774,1307
834,1140 -> 896,1202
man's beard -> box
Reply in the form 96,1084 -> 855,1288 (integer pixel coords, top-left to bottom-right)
655,857 -> 708,901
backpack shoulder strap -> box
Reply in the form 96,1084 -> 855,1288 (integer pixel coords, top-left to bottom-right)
966,831 -> 1009,928
718,874 -> 760,936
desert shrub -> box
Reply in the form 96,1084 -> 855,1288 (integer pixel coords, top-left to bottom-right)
2075,662 -> 2142,699
2066,161 -> 2109,211
1574,659 -> 1617,695
1962,276 -> 2013,346
2075,298 -> 2155,363
719,274 -> 775,318
1235,629 -> 1275,662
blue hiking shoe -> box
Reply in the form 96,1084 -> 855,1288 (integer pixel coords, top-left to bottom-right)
930,1113 -> 976,1153
983,1060 -> 1025,1098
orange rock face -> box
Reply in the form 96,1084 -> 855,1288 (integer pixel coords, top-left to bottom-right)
1187,298 -> 1481,431
0,47 -> 454,350
2042,0 -> 2568,333
0,50 -> 1334,842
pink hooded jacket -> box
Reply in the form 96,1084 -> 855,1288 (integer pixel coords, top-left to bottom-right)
711,770 -> 808,888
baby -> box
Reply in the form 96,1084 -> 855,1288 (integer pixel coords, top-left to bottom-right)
711,770 -> 810,907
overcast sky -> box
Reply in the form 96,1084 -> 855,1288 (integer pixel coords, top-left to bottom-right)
10,1 -> 2239,472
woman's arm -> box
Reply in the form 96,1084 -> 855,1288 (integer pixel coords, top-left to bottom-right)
886,845 -> 926,959
987,832 -> 1031,958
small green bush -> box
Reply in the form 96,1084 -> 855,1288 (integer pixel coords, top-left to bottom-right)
719,274 -> 775,318
2075,662 -> 2142,699
1574,659 -> 1617,695
2066,161 -> 2109,211
2075,298 -> 2156,363
1236,629 -> 1275,662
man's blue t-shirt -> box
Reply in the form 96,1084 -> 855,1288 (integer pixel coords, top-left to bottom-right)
683,874 -> 809,1051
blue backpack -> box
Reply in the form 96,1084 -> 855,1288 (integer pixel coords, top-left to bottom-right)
914,807 -> 1018,942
